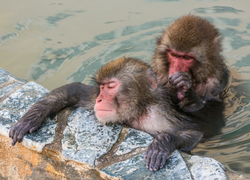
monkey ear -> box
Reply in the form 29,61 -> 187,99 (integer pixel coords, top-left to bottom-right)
213,35 -> 222,53
146,69 -> 158,91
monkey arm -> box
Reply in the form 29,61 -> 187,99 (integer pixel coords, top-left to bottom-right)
179,88 -> 205,112
145,133 -> 176,171
182,69 -> 230,112
9,82 -> 96,146
169,71 -> 204,112
145,130 -> 203,171
169,71 -> 230,112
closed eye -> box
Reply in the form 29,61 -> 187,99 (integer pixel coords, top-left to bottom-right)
108,82 -> 116,88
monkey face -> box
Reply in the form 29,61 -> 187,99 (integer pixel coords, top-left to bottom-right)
94,78 -> 120,124
166,48 -> 195,76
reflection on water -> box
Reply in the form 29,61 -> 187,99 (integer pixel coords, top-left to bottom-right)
0,0 -> 250,177
31,18 -> 174,84
0,32 -> 18,46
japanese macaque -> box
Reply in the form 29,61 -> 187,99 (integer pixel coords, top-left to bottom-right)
10,57 -> 204,172
151,15 -> 230,112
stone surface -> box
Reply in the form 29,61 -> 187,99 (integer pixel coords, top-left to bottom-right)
188,156 -> 227,180
116,128 -> 153,156
62,108 -> 122,166
102,151 -> 193,180
0,67 -> 24,99
0,73 -> 57,152
0,134 -> 113,180
0,67 -> 23,84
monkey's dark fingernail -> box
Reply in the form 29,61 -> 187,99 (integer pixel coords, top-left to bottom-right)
11,141 -> 16,146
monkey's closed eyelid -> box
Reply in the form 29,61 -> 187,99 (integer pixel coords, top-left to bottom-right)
108,82 -> 116,88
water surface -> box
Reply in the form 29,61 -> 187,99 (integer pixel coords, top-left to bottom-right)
0,0 -> 250,177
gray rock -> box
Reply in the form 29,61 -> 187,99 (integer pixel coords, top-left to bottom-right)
0,82 -> 23,99
0,68 -> 24,99
102,151 -> 192,180
62,107 -> 122,166
0,80 -> 56,152
188,155 -> 227,180
0,67 -> 23,84
116,128 -> 153,155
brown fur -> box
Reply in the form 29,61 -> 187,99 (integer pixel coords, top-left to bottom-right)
151,15 -> 229,113
95,57 -> 159,120
152,14 -> 226,84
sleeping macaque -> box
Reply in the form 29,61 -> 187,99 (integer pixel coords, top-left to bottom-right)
151,15 -> 230,113
10,57 -> 204,172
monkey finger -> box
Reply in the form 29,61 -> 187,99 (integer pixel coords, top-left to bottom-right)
11,131 -> 19,146
29,119 -> 42,133
146,149 -> 153,169
172,76 -> 190,85
9,125 -> 15,138
14,123 -> 30,143
149,152 -> 159,171
160,153 -> 170,169
29,125 -> 40,133
153,152 -> 164,171
169,71 -> 182,78
17,131 -> 26,143
175,81 -> 191,90
11,139 -> 17,146
170,71 -> 189,80
9,122 -> 22,138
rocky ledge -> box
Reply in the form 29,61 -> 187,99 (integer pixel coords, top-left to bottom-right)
0,67 -> 247,180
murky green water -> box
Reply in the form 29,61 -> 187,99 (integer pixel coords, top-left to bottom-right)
0,0 -> 250,177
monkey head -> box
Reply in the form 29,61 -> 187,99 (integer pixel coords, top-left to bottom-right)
94,57 -> 158,124
153,14 -> 223,84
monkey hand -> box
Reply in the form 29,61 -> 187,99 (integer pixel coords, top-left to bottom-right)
9,105 -> 47,146
145,134 -> 176,171
169,71 -> 192,101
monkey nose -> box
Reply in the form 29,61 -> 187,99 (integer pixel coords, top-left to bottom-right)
96,98 -> 102,103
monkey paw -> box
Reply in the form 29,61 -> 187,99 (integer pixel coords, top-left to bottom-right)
169,71 -> 192,100
145,134 -> 175,171
9,112 -> 43,146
